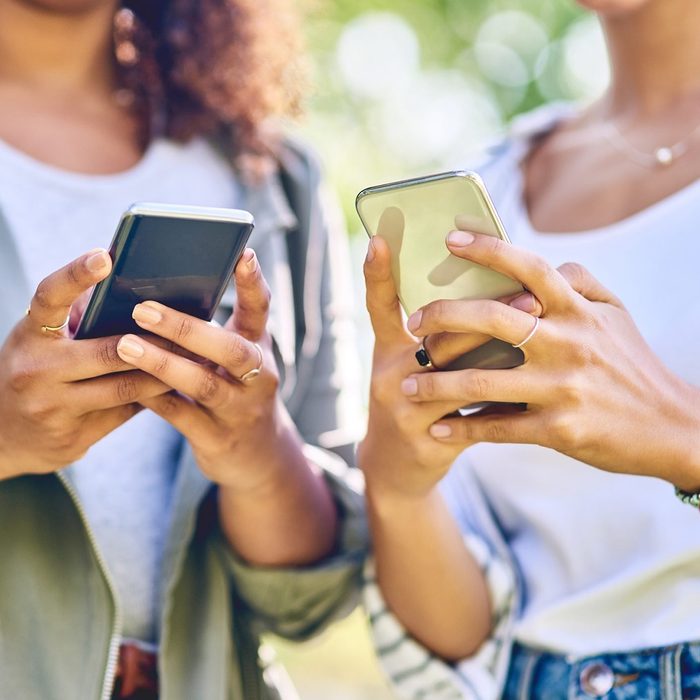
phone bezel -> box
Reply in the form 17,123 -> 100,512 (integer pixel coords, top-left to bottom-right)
74,202 -> 255,339
355,170 -> 513,245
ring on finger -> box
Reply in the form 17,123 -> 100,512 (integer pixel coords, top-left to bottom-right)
42,317 -> 70,333
512,316 -> 540,349
240,343 -> 263,383
26,306 -> 71,334
415,341 -> 437,369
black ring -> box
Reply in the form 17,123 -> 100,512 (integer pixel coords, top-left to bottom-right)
415,344 -> 434,368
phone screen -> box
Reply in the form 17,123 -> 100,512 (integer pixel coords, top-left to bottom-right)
75,204 -> 254,339
356,171 -> 523,315
356,171 -> 524,371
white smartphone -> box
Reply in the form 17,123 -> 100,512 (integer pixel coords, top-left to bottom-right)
356,170 -> 524,370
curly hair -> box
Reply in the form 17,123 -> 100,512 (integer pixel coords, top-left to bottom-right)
116,0 -> 306,163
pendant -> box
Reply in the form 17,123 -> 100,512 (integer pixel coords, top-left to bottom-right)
655,147 -> 674,166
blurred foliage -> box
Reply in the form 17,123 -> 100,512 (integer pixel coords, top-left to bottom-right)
296,0 -> 608,233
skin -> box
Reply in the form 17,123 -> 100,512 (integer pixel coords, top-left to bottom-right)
360,0 -> 700,661
0,0 -> 337,566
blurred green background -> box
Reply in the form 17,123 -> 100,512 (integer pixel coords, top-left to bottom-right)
270,1 -> 610,698
300,0 -> 608,235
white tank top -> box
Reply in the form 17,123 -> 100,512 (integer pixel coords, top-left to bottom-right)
463,105 -> 700,656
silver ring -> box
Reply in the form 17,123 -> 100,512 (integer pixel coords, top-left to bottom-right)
415,342 -> 435,369
240,343 -> 263,383
512,317 -> 540,349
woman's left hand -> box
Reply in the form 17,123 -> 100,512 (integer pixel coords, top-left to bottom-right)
404,231 -> 700,490
115,249 -> 283,489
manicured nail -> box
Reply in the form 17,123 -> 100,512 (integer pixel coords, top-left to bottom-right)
118,336 -> 145,359
510,293 -> 536,313
401,378 -> 418,396
132,303 -> 162,326
86,250 -> 109,272
447,230 -> 475,247
366,239 -> 376,262
407,310 -> 422,332
430,424 -> 452,439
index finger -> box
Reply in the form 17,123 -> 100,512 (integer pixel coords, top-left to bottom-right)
364,236 -> 407,346
28,249 -> 112,332
445,231 -> 574,312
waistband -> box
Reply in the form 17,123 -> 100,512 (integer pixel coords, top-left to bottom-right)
504,639 -> 700,699
111,643 -> 158,700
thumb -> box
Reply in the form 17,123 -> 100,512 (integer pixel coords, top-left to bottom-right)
364,236 -> 408,348
229,249 -> 270,340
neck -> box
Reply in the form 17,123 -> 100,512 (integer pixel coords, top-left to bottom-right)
0,0 -> 118,96
601,0 -> 700,118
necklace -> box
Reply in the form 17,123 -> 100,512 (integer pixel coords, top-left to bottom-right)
604,119 -> 700,169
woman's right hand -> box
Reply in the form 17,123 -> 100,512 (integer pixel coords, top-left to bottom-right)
0,250 -> 169,480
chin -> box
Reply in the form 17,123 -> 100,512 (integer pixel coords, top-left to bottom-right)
575,0 -> 652,15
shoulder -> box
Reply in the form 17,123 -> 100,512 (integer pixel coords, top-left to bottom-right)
466,102 -> 579,195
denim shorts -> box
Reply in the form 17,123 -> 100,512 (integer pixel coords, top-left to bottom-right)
503,640 -> 700,699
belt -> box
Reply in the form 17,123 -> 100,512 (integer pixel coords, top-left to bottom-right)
111,643 -> 159,700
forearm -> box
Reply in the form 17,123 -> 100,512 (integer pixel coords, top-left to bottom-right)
366,482 -> 492,662
217,406 -> 338,567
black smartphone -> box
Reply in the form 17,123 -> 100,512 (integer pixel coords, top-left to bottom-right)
75,203 -> 254,339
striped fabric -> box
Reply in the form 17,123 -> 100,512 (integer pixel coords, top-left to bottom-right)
363,530 -> 516,700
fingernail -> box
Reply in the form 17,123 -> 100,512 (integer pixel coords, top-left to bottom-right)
132,303 -> 162,326
447,230 -> 475,247
366,239 -> 376,262
401,378 -> 418,396
244,250 -> 257,273
118,336 -> 144,359
430,423 -> 452,439
407,310 -> 422,332
510,293 -> 536,313
86,250 -> 109,272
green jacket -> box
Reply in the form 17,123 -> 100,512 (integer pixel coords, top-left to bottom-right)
0,140 -> 368,700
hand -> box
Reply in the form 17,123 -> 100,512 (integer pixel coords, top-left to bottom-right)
357,236 -> 540,501
116,249 -> 286,489
403,230 -> 700,490
0,250 -> 170,480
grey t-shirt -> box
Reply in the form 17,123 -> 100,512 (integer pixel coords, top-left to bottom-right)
0,136 -> 240,643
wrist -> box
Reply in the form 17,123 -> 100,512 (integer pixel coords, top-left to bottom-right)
213,404 -> 305,494
663,382 -> 700,493
365,478 -> 442,521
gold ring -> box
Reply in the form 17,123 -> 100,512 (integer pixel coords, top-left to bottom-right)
41,316 -> 71,333
512,317 -> 540,349
240,343 -> 263,383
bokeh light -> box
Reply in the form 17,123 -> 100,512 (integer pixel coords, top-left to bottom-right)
336,12 -> 420,100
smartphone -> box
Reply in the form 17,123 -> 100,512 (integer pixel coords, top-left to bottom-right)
356,170 -> 524,370
75,203 -> 254,340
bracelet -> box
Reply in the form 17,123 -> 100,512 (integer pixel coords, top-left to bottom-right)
674,486 -> 700,508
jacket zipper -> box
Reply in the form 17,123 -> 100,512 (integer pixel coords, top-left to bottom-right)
57,473 -> 123,700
